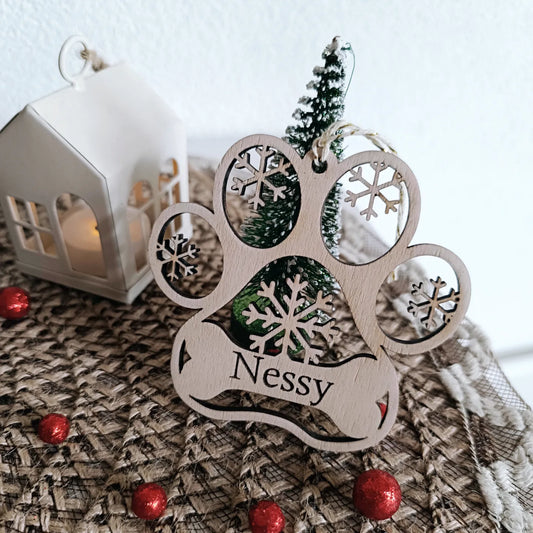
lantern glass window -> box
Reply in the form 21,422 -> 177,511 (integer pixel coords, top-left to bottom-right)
159,158 -> 180,210
159,158 -> 182,238
20,225 -> 37,251
128,180 -> 155,222
12,197 -> 31,224
7,196 -> 58,257
33,202 -> 52,229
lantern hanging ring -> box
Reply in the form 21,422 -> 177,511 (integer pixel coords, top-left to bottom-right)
58,35 -> 93,89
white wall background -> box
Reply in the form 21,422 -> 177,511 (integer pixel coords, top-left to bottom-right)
1,0 -> 532,356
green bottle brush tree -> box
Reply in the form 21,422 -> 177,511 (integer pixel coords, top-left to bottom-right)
231,37 -> 352,346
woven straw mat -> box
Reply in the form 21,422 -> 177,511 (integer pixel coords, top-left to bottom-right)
1,161 -> 532,533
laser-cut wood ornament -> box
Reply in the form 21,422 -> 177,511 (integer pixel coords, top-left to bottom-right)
148,134 -> 471,452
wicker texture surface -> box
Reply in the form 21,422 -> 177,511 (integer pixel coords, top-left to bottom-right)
0,162 -> 531,533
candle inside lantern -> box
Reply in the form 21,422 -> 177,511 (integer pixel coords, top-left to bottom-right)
61,204 -> 151,277
61,205 -> 106,277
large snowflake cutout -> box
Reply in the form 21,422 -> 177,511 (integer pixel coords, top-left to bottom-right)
242,274 -> 338,364
156,233 -> 199,282
230,145 -> 291,211
407,277 -> 460,329
344,161 -> 403,220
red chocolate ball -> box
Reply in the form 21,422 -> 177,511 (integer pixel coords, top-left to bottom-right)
132,482 -> 167,520
353,469 -> 401,520
0,286 -> 30,320
249,500 -> 285,533
38,413 -> 70,444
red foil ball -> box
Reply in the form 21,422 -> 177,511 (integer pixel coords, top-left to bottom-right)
38,413 -> 70,444
132,483 -> 167,520
249,500 -> 285,533
0,286 -> 30,320
353,469 -> 401,520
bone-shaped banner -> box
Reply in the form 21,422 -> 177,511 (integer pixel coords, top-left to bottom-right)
171,319 -> 398,452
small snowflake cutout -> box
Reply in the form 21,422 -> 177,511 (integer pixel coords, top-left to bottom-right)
230,145 -> 291,211
344,161 -> 403,220
407,276 -> 460,329
156,233 -> 199,282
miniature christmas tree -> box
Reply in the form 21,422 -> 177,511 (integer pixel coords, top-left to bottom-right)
232,37 -> 351,340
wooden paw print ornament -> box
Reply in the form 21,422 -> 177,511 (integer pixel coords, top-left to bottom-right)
148,134 -> 470,452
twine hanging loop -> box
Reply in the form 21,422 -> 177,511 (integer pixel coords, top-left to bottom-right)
311,120 -> 397,163
79,48 -> 109,72
312,121 -> 405,265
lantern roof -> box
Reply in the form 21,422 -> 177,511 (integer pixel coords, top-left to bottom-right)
18,64 -> 182,184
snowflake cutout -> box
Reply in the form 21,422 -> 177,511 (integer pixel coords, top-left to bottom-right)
230,145 -> 291,211
156,234 -> 199,282
242,274 -> 338,364
344,161 -> 403,221
407,277 -> 460,329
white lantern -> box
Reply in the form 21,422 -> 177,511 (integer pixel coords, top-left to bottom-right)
0,37 -> 190,303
